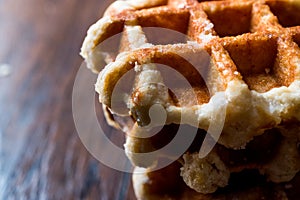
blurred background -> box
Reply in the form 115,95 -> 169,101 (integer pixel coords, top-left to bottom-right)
0,0 -> 136,199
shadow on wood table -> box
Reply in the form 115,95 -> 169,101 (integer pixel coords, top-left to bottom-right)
0,0 -> 136,199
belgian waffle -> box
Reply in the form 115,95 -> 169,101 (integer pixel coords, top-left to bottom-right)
80,0 -> 300,198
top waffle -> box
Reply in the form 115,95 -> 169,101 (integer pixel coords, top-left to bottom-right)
81,0 -> 300,147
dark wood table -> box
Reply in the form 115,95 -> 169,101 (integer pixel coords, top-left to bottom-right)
0,0 -> 136,199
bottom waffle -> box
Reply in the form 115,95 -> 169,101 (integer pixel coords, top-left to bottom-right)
133,163 -> 300,200
104,107 -> 300,198
128,124 -> 300,194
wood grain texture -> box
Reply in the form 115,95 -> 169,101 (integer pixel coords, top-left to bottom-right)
0,0 -> 136,199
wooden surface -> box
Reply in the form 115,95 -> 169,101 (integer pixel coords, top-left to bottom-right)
0,0 -> 136,199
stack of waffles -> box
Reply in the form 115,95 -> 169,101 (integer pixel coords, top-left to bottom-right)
81,0 -> 300,199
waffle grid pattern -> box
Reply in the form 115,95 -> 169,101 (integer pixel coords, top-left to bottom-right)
82,0 -> 300,147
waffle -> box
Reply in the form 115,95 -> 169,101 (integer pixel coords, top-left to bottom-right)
80,0 -> 300,198
133,161 -> 300,200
